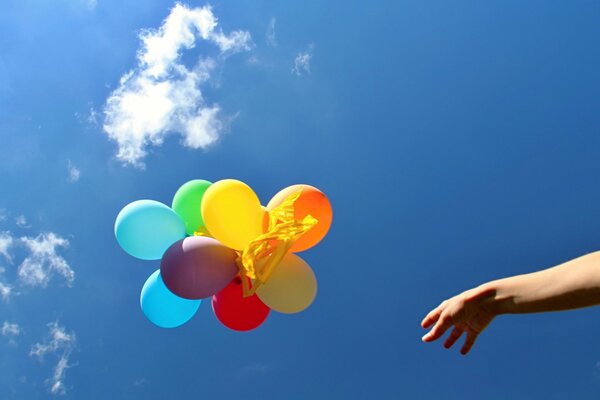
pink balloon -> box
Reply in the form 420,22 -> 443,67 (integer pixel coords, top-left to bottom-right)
160,236 -> 239,299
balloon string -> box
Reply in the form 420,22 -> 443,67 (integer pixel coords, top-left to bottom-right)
236,189 -> 318,297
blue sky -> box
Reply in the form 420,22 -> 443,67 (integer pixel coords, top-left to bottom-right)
1,0 -> 600,398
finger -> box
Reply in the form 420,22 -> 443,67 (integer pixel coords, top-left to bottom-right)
443,327 -> 464,349
421,309 -> 441,329
422,314 -> 453,342
421,301 -> 447,328
460,332 -> 478,355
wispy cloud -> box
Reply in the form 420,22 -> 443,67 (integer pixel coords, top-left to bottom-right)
0,231 -> 13,261
292,44 -> 314,76
50,355 -> 72,395
103,3 -> 252,168
75,105 -> 99,126
87,107 -> 99,125
0,281 -> 12,302
67,161 -> 80,183
0,221 -> 74,294
30,323 -> 75,359
30,322 -> 76,396
266,17 -> 277,47
1,321 -> 21,337
0,217 -> 76,393
1,321 -> 21,346
18,233 -> 74,288
15,215 -> 30,228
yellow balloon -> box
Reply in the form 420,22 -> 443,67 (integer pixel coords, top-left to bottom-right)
201,179 -> 264,250
257,254 -> 317,314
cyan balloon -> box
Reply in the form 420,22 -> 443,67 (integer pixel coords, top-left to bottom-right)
115,200 -> 186,260
140,270 -> 201,328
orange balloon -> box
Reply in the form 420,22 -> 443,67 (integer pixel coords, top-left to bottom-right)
266,184 -> 332,252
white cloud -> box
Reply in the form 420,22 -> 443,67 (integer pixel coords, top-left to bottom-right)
103,3 -> 252,168
49,355 -> 70,395
1,321 -> 20,346
0,228 -> 74,297
292,44 -> 314,76
266,17 -> 276,47
30,322 -> 76,396
1,321 -> 20,337
75,105 -> 99,126
30,322 -> 75,360
15,215 -> 29,228
0,281 -> 12,302
0,209 -> 6,222
87,107 -> 99,125
67,161 -> 80,183
18,233 -> 74,288
0,231 -> 13,261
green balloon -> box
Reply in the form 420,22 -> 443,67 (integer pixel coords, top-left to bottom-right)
172,180 -> 212,235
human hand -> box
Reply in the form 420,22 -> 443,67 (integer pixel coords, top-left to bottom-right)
421,286 -> 498,355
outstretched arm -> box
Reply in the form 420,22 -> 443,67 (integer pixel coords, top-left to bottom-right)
421,251 -> 600,355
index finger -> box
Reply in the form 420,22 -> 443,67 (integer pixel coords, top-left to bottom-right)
422,314 -> 453,342
421,301 -> 447,328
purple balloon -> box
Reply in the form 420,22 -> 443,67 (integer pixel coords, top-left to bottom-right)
160,236 -> 239,299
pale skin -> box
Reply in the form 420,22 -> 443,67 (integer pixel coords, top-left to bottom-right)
421,251 -> 600,355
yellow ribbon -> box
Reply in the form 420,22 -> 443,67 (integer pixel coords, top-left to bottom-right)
193,225 -> 211,237
237,189 -> 317,297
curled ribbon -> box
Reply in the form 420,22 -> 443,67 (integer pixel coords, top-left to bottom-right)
237,189 -> 317,297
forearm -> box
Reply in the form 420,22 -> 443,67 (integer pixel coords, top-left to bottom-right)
481,251 -> 600,315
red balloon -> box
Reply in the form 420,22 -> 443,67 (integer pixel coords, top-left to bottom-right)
212,277 -> 270,332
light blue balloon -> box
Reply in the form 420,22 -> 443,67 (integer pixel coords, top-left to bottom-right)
140,270 -> 201,328
115,200 -> 186,260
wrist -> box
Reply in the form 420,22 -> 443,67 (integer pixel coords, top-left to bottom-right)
477,280 -> 516,315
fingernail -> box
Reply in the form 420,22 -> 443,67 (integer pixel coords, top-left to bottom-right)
421,334 -> 429,341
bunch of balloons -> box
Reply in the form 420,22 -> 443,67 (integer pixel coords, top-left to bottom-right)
114,179 -> 332,331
